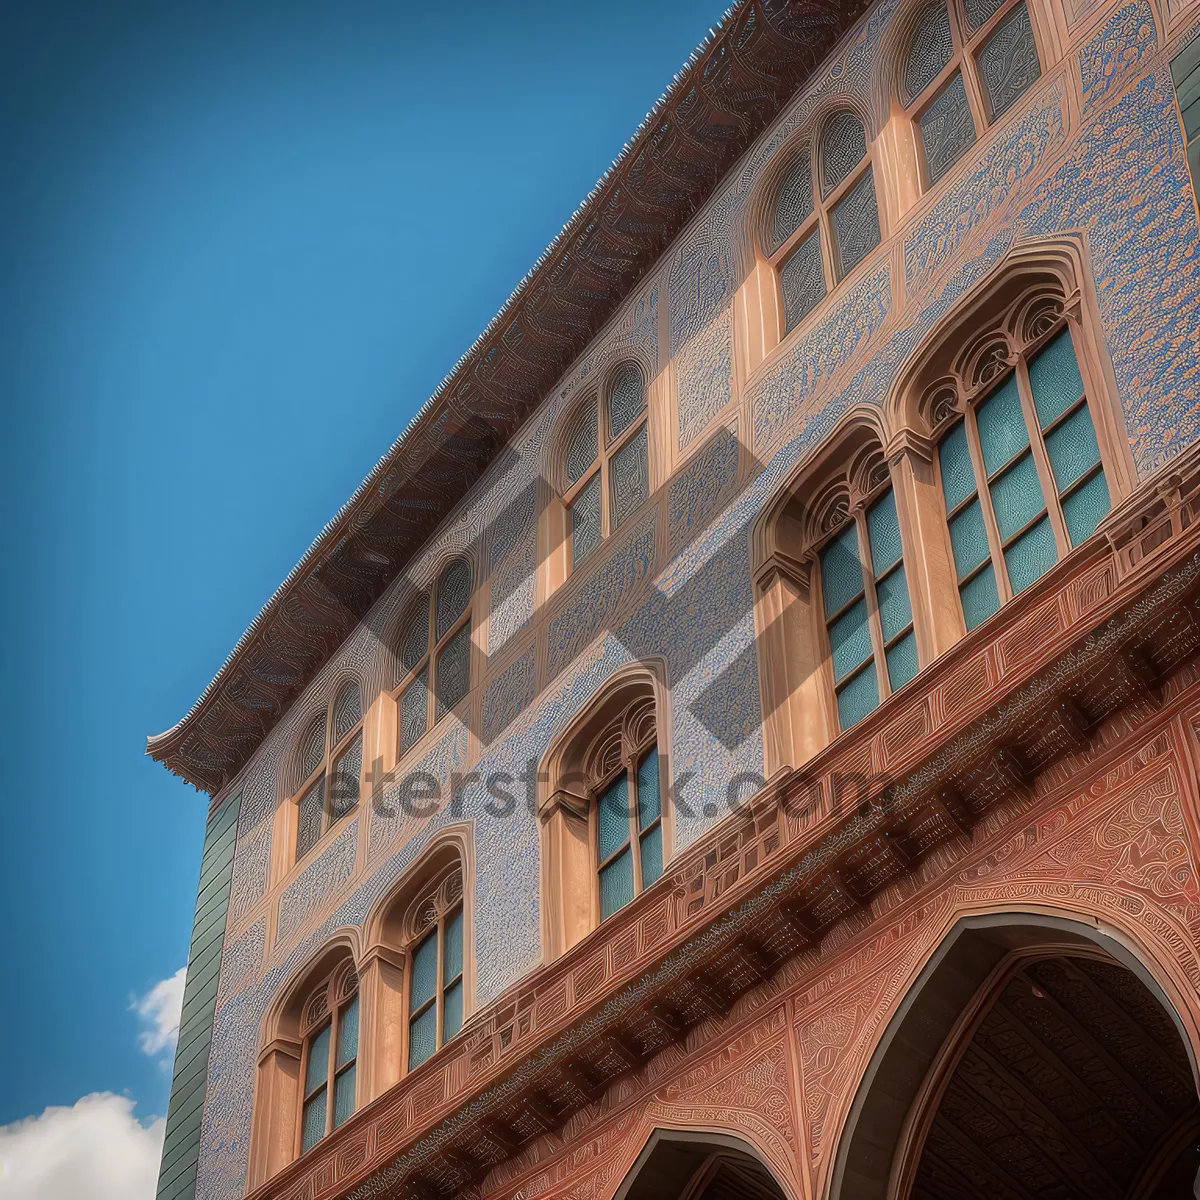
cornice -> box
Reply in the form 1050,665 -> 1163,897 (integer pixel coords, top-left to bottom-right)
245,456 -> 1200,1200
147,0 -> 873,795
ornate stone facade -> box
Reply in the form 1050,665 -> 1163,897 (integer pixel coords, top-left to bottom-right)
152,0 -> 1200,1198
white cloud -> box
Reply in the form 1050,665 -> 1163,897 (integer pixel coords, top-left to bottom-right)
0,1094 -> 165,1200
132,968 -> 187,1058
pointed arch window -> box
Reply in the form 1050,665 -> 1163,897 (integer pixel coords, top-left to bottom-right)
930,312 -> 1111,630
563,361 -> 650,570
589,703 -> 664,919
901,0 -> 1041,188
393,560 -> 473,760
767,110 -> 881,334
297,963 -> 359,1154
292,681 -> 364,863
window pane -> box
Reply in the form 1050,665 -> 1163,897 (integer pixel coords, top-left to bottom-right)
399,601 -> 430,676
566,400 -> 598,485
435,621 -> 471,717
640,825 -> 664,888
296,776 -> 326,860
886,630 -> 920,692
408,1005 -> 437,1071
435,559 -> 471,641
821,524 -> 865,618
1005,515 -> 1057,593
781,228 -> 827,333
332,683 -> 361,744
837,664 -> 880,730
298,716 -> 326,783
949,500 -> 991,579
608,362 -> 646,441
821,110 -> 868,195
1028,328 -> 1085,426
636,748 -> 660,831
570,474 -> 602,568
329,731 -> 361,821
305,1025 -> 331,1093
829,599 -> 874,684
443,909 -> 463,984
939,422 -> 976,511
772,158 -> 814,252
333,1065 -> 356,1129
599,849 -> 635,919
442,981 -> 463,1042
867,490 -> 903,575
876,566 -> 913,644
976,376 -> 1029,474
598,773 -> 631,862
301,1089 -> 327,1153
410,931 -> 437,1013
990,452 -> 1046,541
920,71 -> 977,185
1044,406 -> 1102,493
337,996 -> 359,1068
832,168 -> 881,278
963,0 -> 1004,32
978,2 -> 1040,121
400,667 -> 430,757
1063,470 -> 1111,546
610,424 -> 649,530
961,564 -> 1001,630
905,3 -> 953,101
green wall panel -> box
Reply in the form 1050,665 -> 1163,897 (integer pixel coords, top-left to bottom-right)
1174,41 -> 1200,200
156,792 -> 241,1200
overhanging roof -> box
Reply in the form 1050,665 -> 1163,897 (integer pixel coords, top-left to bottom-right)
148,0 -> 872,795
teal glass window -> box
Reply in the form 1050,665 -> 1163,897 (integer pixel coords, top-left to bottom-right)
935,323 -> 1109,630
299,965 -> 359,1153
820,484 -> 919,734
408,899 -> 465,1072
594,726 -> 664,923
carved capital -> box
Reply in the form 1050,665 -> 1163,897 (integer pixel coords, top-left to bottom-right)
539,786 -> 589,821
755,549 -> 812,595
886,427 -> 936,467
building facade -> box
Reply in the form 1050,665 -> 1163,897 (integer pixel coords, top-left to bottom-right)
150,1 -> 1200,1197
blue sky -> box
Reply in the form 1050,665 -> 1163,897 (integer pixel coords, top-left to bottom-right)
0,0 -> 724,1179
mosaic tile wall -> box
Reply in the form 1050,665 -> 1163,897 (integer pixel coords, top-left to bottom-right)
193,2 -> 1200,1194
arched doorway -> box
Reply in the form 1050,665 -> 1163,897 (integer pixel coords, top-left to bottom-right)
616,1131 -> 790,1200
831,915 -> 1200,1200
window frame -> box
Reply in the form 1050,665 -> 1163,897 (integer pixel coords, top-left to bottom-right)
587,714 -> 663,922
295,963 -> 359,1157
563,362 -> 651,572
403,882 -> 466,1073
291,682 -> 365,864
931,314 -> 1111,622
392,567 -> 474,762
767,110 -> 882,337
902,0 -> 1043,193
812,476 -> 918,734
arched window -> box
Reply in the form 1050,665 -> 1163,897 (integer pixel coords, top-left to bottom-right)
927,301 -> 1112,629
563,361 -> 650,570
540,668 -> 668,957
767,110 -> 881,334
393,559 -> 473,760
292,681 -> 364,863
405,870 -> 464,1071
755,421 -> 922,771
901,0 -> 1041,188
297,962 -> 359,1154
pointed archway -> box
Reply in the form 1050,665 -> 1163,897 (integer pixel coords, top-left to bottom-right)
615,1130 -> 791,1200
830,914 -> 1200,1200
